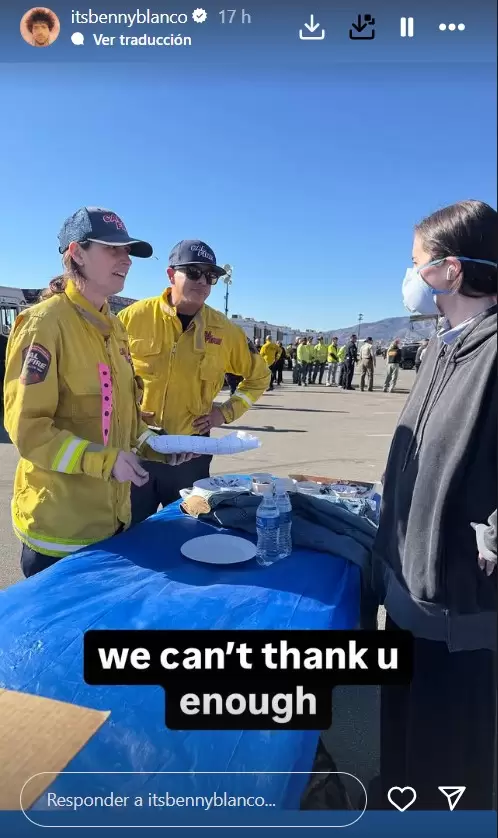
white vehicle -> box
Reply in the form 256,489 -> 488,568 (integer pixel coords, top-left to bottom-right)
1,287 -> 30,406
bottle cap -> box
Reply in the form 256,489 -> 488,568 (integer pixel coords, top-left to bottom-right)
274,477 -> 293,494
254,481 -> 274,496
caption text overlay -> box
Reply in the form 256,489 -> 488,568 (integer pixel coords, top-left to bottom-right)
84,630 -> 413,730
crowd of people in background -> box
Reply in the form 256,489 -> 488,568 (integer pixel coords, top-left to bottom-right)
226,333 -> 417,394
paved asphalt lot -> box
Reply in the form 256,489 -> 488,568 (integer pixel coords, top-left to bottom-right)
0,365 -> 414,800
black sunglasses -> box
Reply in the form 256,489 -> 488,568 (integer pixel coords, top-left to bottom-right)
173,265 -> 220,286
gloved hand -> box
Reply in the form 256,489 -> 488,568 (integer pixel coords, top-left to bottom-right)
112,451 -> 149,487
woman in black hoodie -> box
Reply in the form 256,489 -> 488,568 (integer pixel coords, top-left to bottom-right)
372,200 -> 497,809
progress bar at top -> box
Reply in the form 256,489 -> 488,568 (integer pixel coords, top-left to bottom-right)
400,17 -> 415,37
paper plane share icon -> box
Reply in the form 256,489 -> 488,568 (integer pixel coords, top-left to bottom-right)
438,786 -> 466,811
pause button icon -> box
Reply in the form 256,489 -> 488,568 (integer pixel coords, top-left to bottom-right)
400,17 -> 414,37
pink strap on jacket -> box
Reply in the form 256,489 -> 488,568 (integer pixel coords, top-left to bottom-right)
98,363 -> 113,446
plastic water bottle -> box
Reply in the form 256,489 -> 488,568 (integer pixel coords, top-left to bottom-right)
256,485 -> 280,566
274,479 -> 293,559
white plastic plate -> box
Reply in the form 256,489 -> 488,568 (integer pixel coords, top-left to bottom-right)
180,534 -> 257,565
193,475 -> 252,492
296,481 -> 321,495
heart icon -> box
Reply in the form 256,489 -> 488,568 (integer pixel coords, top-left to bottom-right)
387,786 -> 417,811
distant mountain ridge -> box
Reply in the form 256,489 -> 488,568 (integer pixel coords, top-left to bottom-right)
12,288 -> 435,345
330,316 -> 436,345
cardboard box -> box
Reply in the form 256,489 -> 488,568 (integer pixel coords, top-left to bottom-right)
0,688 -> 109,810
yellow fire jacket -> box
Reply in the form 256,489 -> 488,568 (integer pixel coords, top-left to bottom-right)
297,343 -> 313,363
327,344 -> 339,363
260,340 -> 280,366
118,288 -> 270,435
314,342 -> 328,363
3,281 -> 156,558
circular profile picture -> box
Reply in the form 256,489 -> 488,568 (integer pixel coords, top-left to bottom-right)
20,7 -> 60,47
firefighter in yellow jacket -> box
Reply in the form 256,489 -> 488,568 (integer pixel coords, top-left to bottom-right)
119,239 -> 270,522
311,336 -> 328,384
260,335 -> 280,391
296,337 -> 312,386
3,207 -> 188,578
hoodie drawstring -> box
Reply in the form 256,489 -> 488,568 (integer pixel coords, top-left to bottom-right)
409,348 -> 458,464
401,344 -> 447,471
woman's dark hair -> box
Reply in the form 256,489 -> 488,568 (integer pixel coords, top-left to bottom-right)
39,241 -> 91,301
415,200 -> 497,298
26,9 -> 56,31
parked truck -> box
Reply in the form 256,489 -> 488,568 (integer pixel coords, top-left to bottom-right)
0,287 -> 31,408
399,342 -> 422,370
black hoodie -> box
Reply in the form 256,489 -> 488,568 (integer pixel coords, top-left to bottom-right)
372,306 -> 497,651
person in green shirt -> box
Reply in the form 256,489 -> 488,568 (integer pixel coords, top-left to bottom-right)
337,343 -> 347,387
306,337 -> 315,384
291,337 -> 301,382
383,339 -> 402,393
326,337 -> 340,386
296,337 -> 312,386
312,336 -> 329,384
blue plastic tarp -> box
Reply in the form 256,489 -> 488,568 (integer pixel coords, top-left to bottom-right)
0,502 -> 360,809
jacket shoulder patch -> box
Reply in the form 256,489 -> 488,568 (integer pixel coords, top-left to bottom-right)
20,344 -> 51,385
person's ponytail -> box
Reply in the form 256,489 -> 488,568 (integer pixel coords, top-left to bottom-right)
39,242 -> 90,302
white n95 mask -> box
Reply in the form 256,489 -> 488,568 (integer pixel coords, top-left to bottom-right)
402,266 -> 442,315
402,256 -> 497,315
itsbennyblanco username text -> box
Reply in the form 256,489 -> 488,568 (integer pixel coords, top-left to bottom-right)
72,9 -> 190,27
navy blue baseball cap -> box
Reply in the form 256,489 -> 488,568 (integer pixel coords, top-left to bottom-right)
58,207 -> 153,258
168,240 -> 225,276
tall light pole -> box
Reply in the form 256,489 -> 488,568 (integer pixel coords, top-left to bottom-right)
221,264 -> 233,317
357,313 -> 364,339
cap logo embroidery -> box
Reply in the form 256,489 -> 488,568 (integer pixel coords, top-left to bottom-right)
103,213 -> 126,231
190,244 -> 214,262
205,330 -> 222,345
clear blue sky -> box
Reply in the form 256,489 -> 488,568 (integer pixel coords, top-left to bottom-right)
0,56 -> 495,331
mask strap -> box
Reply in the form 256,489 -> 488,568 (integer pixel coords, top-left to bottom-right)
457,257 -> 498,267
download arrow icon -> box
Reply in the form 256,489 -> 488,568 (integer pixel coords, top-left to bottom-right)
299,14 -> 325,40
304,14 -> 320,32
351,14 -> 368,33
